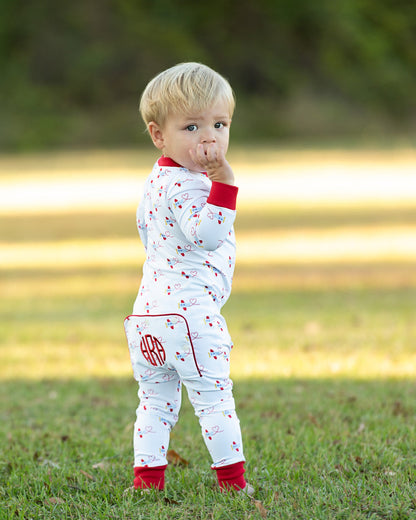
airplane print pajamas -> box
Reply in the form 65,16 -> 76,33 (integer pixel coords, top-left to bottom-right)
124,156 -> 245,484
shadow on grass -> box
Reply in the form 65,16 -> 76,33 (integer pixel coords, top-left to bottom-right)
2,375 -> 416,429
2,376 -> 415,463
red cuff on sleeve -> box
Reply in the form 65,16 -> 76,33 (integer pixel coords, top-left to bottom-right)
207,181 -> 238,210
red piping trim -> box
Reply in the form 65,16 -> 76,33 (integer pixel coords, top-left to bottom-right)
124,313 -> 202,377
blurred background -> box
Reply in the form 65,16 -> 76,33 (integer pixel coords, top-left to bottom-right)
1,0 -> 416,151
1,0 -> 416,381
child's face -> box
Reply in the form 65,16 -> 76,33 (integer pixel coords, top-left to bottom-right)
148,101 -> 231,172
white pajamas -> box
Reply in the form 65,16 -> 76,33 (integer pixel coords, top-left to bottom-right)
124,156 -> 245,471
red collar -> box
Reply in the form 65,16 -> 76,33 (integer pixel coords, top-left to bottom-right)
158,156 -> 182,167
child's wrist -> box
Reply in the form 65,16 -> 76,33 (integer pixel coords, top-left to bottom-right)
206,164 -> 235,185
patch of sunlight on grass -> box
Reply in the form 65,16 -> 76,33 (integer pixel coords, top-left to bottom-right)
233,262 -> 416,290
237,226 -> 416,263
1,270 -> 137,298
0,239 -> 144,269
1,148 -> 416,214
230,349 -> 416,380
0,342 -> 132,380
1,341 -> 415,381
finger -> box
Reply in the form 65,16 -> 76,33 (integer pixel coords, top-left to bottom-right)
205,143 -> 217,163
190,145 -> 203,166
196,143 -> 208,163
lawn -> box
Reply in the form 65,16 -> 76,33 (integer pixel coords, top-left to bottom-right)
1,148 -> 416,518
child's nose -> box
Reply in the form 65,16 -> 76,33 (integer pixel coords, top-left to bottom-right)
201,131 -> 216,143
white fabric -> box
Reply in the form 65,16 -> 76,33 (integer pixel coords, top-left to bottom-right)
125,313 -> 244,468
125,159 -> 245,469
134,160 -> 236,314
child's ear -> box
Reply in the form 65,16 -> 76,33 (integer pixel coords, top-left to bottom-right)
148,122 -> 164,150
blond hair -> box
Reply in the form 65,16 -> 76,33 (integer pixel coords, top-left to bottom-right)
139,62 -> 235,128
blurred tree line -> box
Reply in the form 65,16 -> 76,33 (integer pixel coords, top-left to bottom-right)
1,0 -> 415,150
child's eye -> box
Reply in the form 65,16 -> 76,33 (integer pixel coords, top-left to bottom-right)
186,124 -> 198,131
214,122 -> 225,129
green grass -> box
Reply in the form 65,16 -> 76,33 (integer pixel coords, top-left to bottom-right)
1,149 -> 416,518
1,378 -> 415,518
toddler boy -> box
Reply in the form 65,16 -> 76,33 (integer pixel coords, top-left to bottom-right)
124,62 -> 251,494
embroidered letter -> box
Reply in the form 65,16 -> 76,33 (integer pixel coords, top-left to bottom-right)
140,335 -> 166,367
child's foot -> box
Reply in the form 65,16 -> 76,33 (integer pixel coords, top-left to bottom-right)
123,485 -> 153,496
238,483 -> 254,496
221,482 -> 255,495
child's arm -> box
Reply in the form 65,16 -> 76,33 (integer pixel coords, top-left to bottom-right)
168,175 -> 237,251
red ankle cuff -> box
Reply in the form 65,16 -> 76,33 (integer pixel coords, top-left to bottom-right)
214,461 -> 246,491
134,465 -> 167,490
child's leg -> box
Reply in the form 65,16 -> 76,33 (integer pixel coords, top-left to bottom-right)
178,314 -> 247,492
185,374 -> 247,490
125,314 -> 185,490
132,374 -> 181,489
